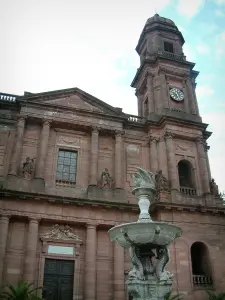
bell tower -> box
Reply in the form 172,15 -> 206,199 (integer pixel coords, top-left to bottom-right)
131,14 -> 200,120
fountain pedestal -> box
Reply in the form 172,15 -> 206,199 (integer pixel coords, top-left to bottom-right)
108,168 -> 182,300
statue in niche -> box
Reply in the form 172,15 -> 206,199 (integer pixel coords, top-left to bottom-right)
99,168 -> 114,189
155,170 -> 170,192
210,178 -> 219,197
22,157 -> 34,179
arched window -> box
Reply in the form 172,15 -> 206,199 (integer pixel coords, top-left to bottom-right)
191,242 -> 213,287
178,160 -> 196,195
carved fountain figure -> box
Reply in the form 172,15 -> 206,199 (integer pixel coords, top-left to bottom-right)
108,168 -> 182,300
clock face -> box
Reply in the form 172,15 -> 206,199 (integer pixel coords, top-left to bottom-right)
169,87 -> 184,102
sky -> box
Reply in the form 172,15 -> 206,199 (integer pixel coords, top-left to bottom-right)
0,0 -> 225,192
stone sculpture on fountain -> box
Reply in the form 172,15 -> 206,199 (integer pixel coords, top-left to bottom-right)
108,168 -> 182,300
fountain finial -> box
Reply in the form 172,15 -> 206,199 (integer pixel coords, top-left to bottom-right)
132,168 -> 156,190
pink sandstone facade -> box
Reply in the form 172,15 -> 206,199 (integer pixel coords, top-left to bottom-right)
0,13 -> 225,300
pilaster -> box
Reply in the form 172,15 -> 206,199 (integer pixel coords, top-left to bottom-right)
84,224 -> 97,300
159,71 -> 169,110
0,214 -> 10,283
9,116 -> 26,175
114,242 -> 125,300
23,218 -> 40,283
146,73 -> 154,114
115,130 -> 124,189
149,136 -> 158,174
196,137 -> 210,194
186,78 -> 198,115
157,135 -> 168,178
136,89 -> 143,117
141,140 -> 150,171
35,120 -> 51,179
89,127 -> 99,186
164,131 -> 179,190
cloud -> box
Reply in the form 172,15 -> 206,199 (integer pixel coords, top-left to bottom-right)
203,111 -> 225,192
196,85 -> 215,98
196,44 -> 210,55
215,9 -> 225,16
215,31 -> 225,57
177,0 -> 205,17
215,0 -> 225,4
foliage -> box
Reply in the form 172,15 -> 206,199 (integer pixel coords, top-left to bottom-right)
206,290 -> 225,300
164,291 -> 184,300
219,191 -> 225,203
0,281 -> 42,300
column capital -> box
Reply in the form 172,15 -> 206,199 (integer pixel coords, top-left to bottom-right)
115,130 -> 125,137
28,216 -> 41,223
92,126 -> 101,134
142,139 -> 150,147
86,223 -> 97,229
0,213 -> 11,221
42,119 -> 51,127
164,131 -> 175,140
195,136 -> 206,145
149,135 -> 158,143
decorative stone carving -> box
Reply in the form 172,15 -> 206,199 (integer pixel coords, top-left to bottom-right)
43,224 -> 82,241
22,157 -> 35,179
132,168 -> 156,190
210,178 -> 219,197
155,170 -> 170,192
98,168 -> 114,189
58,136 -> 80,147
164,131 -> 175,140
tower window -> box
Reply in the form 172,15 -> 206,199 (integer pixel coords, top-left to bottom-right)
164,41 -> 174,53
56,149 -> 77,185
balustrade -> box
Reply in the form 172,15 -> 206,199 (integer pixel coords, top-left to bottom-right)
193,275 -> 213,287
180,186 -> 196,196
0,93 -> 17,102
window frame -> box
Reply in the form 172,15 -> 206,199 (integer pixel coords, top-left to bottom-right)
56,149 -> 78,185
164,41 -> 174,53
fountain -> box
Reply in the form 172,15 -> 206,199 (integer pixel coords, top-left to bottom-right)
108,168 -> 182,300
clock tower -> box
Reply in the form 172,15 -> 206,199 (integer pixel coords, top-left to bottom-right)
131,14 -> 200,121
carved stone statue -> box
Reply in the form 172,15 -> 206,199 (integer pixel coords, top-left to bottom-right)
155,170 -> 170,192
22,157 -> 34,179
99,168 -> 114,189
43,224 -> 82,241
210,178 -> 219,197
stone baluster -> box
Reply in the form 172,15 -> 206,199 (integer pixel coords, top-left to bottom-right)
146,74 -> 154,114
115,130 -> 124,189
35,120 -> 51,179
157,136 -> 168,178
0,214 -> 10,283
114,242 -> 125,300
136,89 -> 143,117
9,116 -> 26,175
149,136 -> 158,174
196,137 -> 210,194
164,132 -> 179,190
89,127 -> 99,186
23,218 -> 40,283
84,224 -> 97,300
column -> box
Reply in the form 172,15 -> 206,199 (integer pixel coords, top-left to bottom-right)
115,130 -> 124,189
89,127 -> 99,185
186,78 -> 199,115
146,74 -> 154,114
205,145 -> 212,181
157,136 -> 168,178
23,218 -> 39,283
114,243 -> 125,300
35,120 -> 50,179
164,132 -> 179,190
159,71 -> 169,111
0,214 -> 10,283
183,80 -> 190,114
149,136 -> 158,174
136,89 -> 143,117
141,141 -> 150,171
84,224 -> 97,300
9,116 -> 26,175
196,137 -> 210,194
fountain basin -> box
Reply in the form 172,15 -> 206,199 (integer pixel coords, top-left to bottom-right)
108,221 -> 182,248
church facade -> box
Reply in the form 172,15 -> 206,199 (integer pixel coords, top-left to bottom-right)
0,14 -> 225,300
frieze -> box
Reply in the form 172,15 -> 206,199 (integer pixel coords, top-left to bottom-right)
58,136 -> 81,148
42,224 -> 82,241
158,65 -> 190,77
175,141 -> 193,152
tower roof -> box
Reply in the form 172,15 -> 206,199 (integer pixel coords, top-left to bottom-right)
136,13 -> 185,54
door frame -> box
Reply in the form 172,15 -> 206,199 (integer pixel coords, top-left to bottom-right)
38,237 -> 82,300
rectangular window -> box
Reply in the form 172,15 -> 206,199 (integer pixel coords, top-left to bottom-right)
56,150 -> 77,184
164,41 -> 174,53
48,245 -> 74,255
